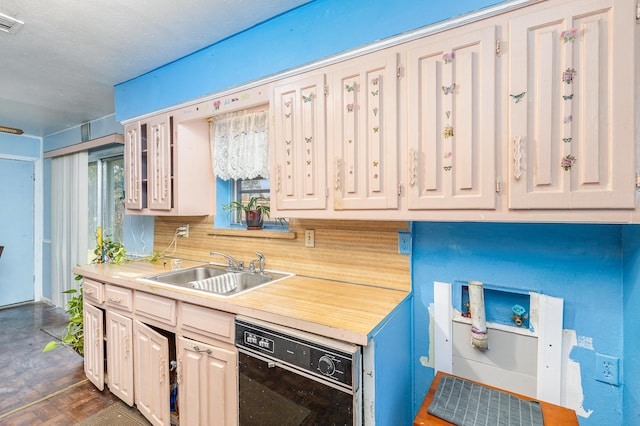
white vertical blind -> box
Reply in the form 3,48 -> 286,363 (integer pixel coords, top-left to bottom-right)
51,152 -> 88,307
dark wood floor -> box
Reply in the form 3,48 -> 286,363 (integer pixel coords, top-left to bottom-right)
0,302 -> 123,425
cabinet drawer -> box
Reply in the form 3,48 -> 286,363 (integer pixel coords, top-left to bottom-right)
181,303 -> 234,344
82,279 -> 104,304
134,291 -> 176,326
105,285 -> 133,312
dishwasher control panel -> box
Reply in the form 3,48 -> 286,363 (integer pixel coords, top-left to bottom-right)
235,317 -> 360,388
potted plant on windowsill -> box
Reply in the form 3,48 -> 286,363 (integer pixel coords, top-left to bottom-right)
223,196 -> 270,230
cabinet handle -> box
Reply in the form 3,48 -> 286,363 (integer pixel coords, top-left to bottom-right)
408,148 -> 417,187
84,289 -> 94,294
108,296 -> 122,304
334,158 -> 341,191
276,165 -> 282,192
160,358 -> 166,385
177,358 -> 183,385
193,345 -> 212,355
124,335 -> 130,358
513,136 -> 523,180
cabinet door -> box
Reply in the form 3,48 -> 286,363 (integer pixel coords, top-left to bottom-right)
83,302 -> 104,391
106,310 -> 134,406
124,121 -> 144,210
332,51 -> 399,210
508,0 -> 635,209
147,114 -> 173,211
272,73 -> 327,210
134,321 -> 171,426
406,25 -> 497,209
177,336 -> 238,426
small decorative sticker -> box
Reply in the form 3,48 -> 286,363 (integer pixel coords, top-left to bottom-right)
305,137 -> 312,144
444,166 -> 452,171
562,68 -> 576,84
371,90 -> 379,96
441,84 -> 455,95
302,93 -> 314,103
345,83 -> 355,92
373,107 -> 378,117
444,151 -> 453,159
564,114 -> 573,124
346,103 -> 354,112
284,100 -> 291,107
510,92 -> 526,103
213,100 -> 221,110
563,137 -> 572,143
443,126 -> 454,139
285,113 -> 291,118
561,154 -> 576,170
371,77 -> 379,86
561,28 -> 578,43
445,111 -> 451,119
373,161 -> 379,167
442,52 -> 454,64
373,127 -> 379,133
563,94 -> 574,100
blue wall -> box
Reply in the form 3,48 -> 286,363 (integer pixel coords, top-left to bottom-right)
413,222 -> 627,425
115,0 -> 502,121
622,226 -> 640,424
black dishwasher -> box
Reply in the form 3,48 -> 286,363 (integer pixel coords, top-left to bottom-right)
235,316 -> 362,425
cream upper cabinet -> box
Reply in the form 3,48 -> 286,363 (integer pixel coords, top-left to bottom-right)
146,114 -> 173,210
331,51 -> 400,210
124,121 -> 144,210
406,25 -> 497,210
272,73 -> 328,212
124,113 -> 215,216
508,0 -> 636,209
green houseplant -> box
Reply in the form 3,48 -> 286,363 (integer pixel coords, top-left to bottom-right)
223,196 -> 271,230
43,233 -> 126,355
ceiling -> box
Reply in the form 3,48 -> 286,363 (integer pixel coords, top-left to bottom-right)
0,0 -> 311,137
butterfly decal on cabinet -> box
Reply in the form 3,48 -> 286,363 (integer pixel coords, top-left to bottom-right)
441,84 -> 455,95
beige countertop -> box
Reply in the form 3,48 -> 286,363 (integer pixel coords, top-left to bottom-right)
74,258 -> 410,346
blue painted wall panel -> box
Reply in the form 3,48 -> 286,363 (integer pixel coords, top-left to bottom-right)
412,222 -> 625,425
622,225 -> 640,424
0,133 -> 40,158
114,0 -> 503,121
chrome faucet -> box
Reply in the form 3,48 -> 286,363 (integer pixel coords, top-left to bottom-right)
249,252 -> 265,274
210,251 -> 244,271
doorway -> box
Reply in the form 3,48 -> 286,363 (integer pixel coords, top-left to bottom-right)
0,158 -> 35,305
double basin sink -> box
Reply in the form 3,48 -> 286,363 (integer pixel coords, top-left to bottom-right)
144,264 -> 293,297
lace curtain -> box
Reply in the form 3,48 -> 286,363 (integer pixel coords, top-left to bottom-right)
210,111 -> 269,180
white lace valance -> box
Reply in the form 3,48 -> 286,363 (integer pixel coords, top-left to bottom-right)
210,111 -> 269,181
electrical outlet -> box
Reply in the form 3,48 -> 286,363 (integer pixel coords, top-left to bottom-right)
595,353 -> 619,386
176,224 -> 189,238
398,231 -> 411,254
305,229 -> 315,248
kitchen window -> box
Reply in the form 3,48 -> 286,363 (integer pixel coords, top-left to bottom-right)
88,147 -> 125,248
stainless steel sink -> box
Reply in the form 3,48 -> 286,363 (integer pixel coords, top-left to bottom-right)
144,264 -> 292,297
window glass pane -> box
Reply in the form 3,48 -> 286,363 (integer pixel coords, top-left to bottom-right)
101,157 -> 125,242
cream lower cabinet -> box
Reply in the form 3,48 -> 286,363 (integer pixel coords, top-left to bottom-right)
84,302 -> 105,391
508,0 -> 635,209
106,311 -> 134,406
83,280 -> 239,426
134,320 -> 171,426
178,336 -> 238,425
